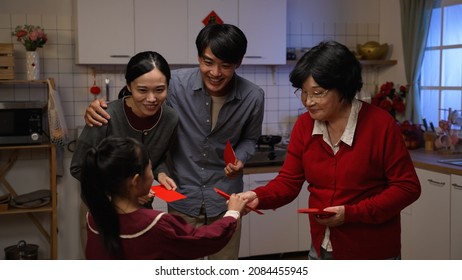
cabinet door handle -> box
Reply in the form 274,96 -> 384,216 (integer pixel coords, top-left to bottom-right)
109,55 -> 130,58
452,183 -> 462,189
245,55 -> 263,59
427,179 -> 446,186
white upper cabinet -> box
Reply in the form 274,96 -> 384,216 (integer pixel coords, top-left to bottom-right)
239,0 -> 287,65
74,0 -> 287,65
134,0 -> 188,64
187,0 -> 239,64
74,0 -> 135,64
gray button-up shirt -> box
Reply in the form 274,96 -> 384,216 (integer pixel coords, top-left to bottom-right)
167,68 -> 265,217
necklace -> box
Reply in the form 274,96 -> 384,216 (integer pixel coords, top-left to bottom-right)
326,123 -> 344,147
113,197 -> 140,214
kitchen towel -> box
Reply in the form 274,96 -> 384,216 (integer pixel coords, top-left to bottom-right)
47,78 -> 68,176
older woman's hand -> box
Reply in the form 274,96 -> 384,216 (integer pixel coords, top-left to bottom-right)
237,191 -> 259,215
314,205 -> 345,227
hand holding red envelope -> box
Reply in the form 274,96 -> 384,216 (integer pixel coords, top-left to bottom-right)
297,208 -> 335,218
150,185 -> 186,202
214,188 -> 264,215
224,140 -> 237,165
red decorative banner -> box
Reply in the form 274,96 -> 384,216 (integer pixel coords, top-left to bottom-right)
202,10 -> 223,25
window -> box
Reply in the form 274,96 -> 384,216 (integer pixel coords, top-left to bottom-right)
420,0 -> 462,128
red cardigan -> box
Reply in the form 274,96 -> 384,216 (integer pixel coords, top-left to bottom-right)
253,102 -> 421,259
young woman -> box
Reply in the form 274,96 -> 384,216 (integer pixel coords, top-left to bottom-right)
71,51 -> 178,195
81,137 -> 248,259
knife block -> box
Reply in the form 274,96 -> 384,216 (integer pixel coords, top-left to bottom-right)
424,132 -> 436,151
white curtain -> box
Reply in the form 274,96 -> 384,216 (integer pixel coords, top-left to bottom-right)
400,0 -> 435,123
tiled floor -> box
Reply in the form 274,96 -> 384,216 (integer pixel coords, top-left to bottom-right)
239,251 -> 309,260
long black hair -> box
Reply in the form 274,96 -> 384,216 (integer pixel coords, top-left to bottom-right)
80,137 -> 150,256
289,41 -> 363,103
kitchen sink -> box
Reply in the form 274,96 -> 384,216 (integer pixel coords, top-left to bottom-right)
437,159 -> 462,166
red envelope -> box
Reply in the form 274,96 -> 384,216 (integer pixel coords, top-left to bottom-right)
297,208 -> 335,218
224,140 -> 237,165
150,185 -> 186,202
214,188 -> 264,215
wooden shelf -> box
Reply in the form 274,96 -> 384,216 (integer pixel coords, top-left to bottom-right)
0,204 -> 53,215
0,79 -> 49,85
0,78 -> 56,93
0,125 -> 58,259
359,59 -> 397,67
0,143 -> 54,150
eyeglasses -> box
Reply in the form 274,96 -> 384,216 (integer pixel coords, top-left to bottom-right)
294,88 -> 329,100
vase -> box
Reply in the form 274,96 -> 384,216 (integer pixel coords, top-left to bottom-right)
26,51 -> 40,80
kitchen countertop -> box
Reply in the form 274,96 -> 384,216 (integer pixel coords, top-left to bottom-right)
244,165 -> 282,174
244,148 -> 462,175
408,148 -> 462,175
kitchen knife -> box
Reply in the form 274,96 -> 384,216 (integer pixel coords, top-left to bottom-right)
422,118 -> 428,131
105,78 -> 110,101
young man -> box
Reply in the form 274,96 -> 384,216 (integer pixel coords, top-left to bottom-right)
84,23 -> 265,259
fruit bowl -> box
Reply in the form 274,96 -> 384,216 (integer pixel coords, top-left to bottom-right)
356,41 -> 389,60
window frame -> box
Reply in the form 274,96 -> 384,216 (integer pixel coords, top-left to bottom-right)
420,0 -> 462,125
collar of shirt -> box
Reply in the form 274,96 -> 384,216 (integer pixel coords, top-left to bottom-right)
312,99 -> 363,149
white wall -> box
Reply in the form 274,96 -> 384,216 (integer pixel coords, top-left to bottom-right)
0,0 -> 404,259
378,0 -> 406,86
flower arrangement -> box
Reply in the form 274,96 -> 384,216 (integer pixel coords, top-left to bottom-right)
371,81 -> 408,119
12,24 -> 48,51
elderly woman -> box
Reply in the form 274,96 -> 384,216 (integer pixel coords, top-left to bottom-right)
240,41 -> 421,260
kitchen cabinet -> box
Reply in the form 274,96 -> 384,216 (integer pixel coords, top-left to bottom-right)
297,181 -> 311,251
238,0 -> 287,65
239,170 -> 310,258
240,172 -> 303,257
75,0 -> 287,65
0,144 -> 58,259
134,0 -> 189,64
74,0 -> 134,64
401,168 -> 450,259
188,0 -> 287,65
450,174 -> 462,259
238,175 -> 251,258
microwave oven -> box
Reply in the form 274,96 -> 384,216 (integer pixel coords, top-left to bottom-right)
0,101 -> 46,145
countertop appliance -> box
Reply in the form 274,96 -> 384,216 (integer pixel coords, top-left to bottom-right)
247,135 -> 287,167
0,101 -> 46,145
